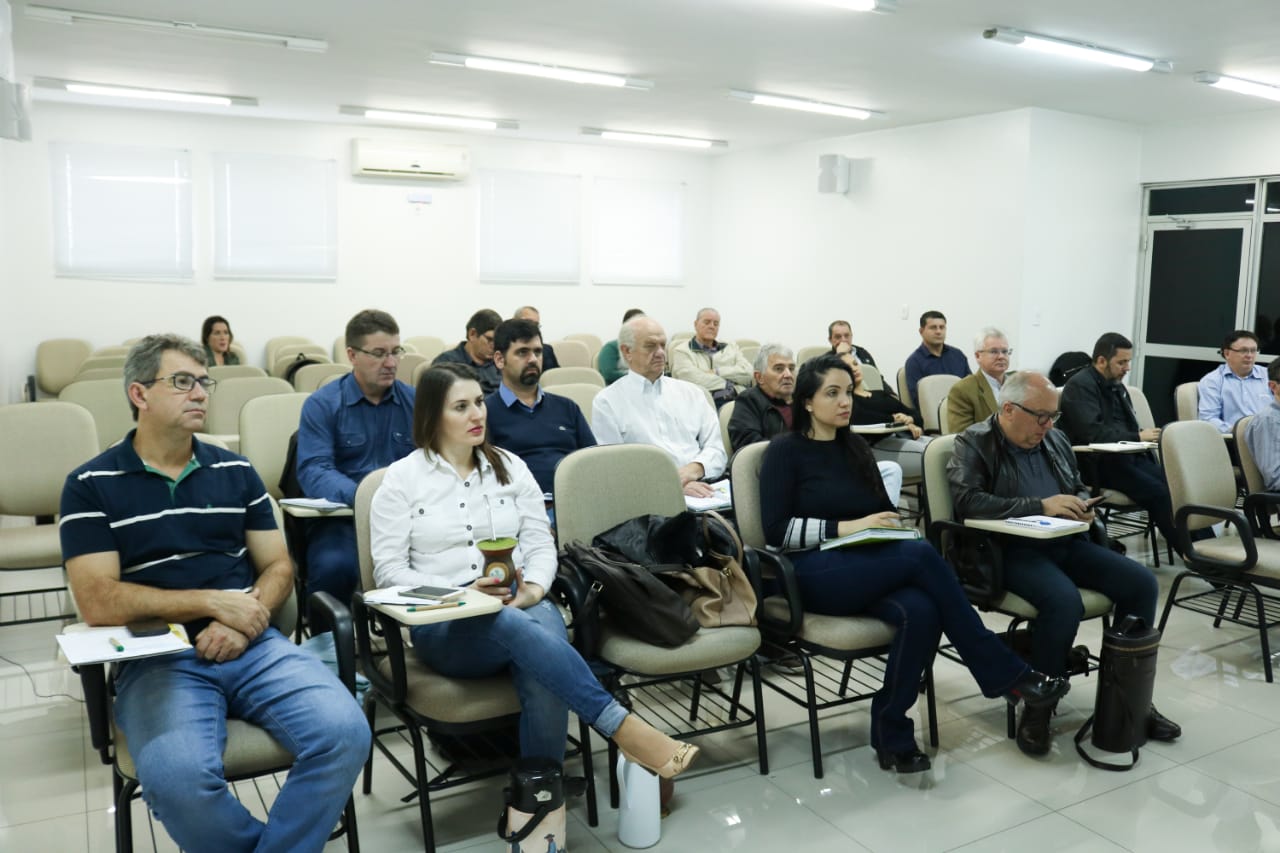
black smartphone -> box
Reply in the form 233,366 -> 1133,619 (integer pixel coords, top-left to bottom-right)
126,619 -> 170,638
402,585 -> 465,602
1084,495 -> 1106,508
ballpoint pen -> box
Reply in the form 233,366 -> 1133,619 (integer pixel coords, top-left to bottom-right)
107,636 -> 125,652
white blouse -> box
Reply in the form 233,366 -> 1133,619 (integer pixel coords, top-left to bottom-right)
370,447 -> 557,592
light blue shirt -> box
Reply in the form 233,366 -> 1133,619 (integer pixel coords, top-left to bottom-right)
1244,400 -> 1280,491
1198,363 -> 1271,433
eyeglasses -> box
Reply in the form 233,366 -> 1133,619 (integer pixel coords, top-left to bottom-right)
353,346 -> 407,360
140,372 -> 217,394
1228,347 -> 1259,355
1011,401 -> 1060,426
980,348 -> 1013,357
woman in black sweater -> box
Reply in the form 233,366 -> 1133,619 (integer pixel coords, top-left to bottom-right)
759,354 -> 1067,773
848,359 -> 931,479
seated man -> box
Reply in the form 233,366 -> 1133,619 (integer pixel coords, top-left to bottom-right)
298,309 -> 416,606
903,310 -> 969,404
59,334 -> 369,853
670,307 -> 754,408
485,318 -> 596,496
593,315 -> 726,497
1059,332 -> 1178,548
598,308 -> 646,386
513,304 -> 560,370
948,370 -> 1180,756
433,308 -> 503,394
1199,329 -> 1271,433
1244,359 -> 1280,490
947,326 -> 1011,434
828,319 -> 877,368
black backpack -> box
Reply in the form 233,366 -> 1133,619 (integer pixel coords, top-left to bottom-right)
1050,351 -> 1092,387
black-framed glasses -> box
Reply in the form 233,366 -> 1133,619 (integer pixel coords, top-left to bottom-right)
980,348 -> 1014,357
1227,346 -> 1259,355
1011,401 -> 1060,426
352,346 -> 407,360
140,372 -> 217,394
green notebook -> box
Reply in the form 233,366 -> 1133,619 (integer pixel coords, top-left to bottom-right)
820,526 -> 923,550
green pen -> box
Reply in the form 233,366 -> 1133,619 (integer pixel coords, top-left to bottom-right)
405,602 -> 466,613
107,636 -> 125,652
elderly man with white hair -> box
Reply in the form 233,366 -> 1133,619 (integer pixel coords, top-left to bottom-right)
670,307 -> 755,409
946,326 -> 1013,434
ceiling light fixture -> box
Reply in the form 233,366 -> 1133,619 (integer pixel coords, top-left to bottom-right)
340,105 -> 518,131
581,128 -> 724,149
817,0 -> 897,12
1194,71 -> 1280,103
983,27 -> 1171,73
729,89 -> 880,120
36,78 -> 256,107
25,4 -> 327,52
430,51 -> 653,90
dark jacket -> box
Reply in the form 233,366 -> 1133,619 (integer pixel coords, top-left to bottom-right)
728,386 -> 789,450
1058,365 -> 1140,445
947,415 -> 1088,520
432,342 -> 500,394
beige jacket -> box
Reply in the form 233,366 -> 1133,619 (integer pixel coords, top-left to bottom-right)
670,339 -> 754,394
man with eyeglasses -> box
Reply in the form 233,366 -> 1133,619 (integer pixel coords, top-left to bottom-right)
947,327 -> 1013,434
433,308 -> 503,394
949,371 -> 1179,756
60,334 -> 369,851
1198,329 -> 1272,433
297,309 -> 416,606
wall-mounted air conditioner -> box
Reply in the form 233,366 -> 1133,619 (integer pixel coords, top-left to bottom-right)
351,139 -> 470,181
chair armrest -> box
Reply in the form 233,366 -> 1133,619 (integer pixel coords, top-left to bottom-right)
74,662 -> 112,765
352,592 -> 408,704
753,549 -> 803,642
1176,503 -> 1256,575
1243,492 -> 1280,539
307,591 -> 356,696
930,519 -> 1006,610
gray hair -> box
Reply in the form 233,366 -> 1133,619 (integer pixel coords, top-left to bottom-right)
695,307 -> 719,321
124,334 -> 207,420
973,326 -> 1007,353
513,305 -> 539,320
754,343 -> 794,373
998,370 -> 1052,406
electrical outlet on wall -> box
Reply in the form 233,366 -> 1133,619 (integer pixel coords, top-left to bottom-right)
900,304 -> 909,320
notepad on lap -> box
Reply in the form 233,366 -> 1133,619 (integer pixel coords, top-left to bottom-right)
1004,515 -> 1089,532
57,624 -> 191,666
820,526 -> 923,550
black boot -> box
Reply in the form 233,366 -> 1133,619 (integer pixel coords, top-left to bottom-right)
1016,703 -> 1053,756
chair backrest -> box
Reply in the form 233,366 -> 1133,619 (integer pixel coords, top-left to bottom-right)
59,378 -> 135,451
396,353 -> 429,386
293,363 -> 351,393
548,339 -> 592,369
1126,384 -> 1156,430
1161,420 -> 1237,532
0,402 -> 99,516
921,433 -> 959,532
729,441 -> 771,550
1174,382 -> 1199,421
740,344 -> 760,367
271,348 -> 330,380
209,364 -> 267,380
937,396 -> 950,434
719,400 -> 736,456
917,374 -> 961,433
76,354 -> 127,375
564,333 -> 602,362
670,332 -> 695,351
36,338 -> 93,395
92,345 -> 132,357
239,392 -> 311,499
542,383 -> 601,424
542,366 -> 605,388
265,335 -> 313,367
73,366 -> 124,382
896,367 -> 914,411
1234,415 -> 1266,494
860,363 -> 884,392
275,343 -> 329,364
404,335 -> 447,362
332,335 -> 347,363
554,445 -> 686,546
204,376 -> 294,436
354,467 -> 389,592
734,337 -> 761,350
796,344 -> 829,365
228,342 -> 250,366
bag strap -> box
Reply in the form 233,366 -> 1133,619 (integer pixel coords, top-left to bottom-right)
497,801 -> 556,845
1073,716 -> 1140,771
700,509 -> 744,564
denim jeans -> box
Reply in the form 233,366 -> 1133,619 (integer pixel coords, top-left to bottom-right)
114,628 -> 370,853
1001,535 -> 1159,677
409,597 -> 627,761
304,517 -> 359,607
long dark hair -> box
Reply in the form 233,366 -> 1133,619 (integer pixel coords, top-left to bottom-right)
793,354 -> 890,506
200,315 -> 232,347
413,363 -> 511,485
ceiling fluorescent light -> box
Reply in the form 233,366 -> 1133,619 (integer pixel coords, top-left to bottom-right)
983,27 -> 1171,73
430,51 -> 653,90
25,4 -> 327,51
817,0 -> 897,12
61,82 -> 252,106
1194,71 -> 1280,103
582,128 -> 724,149
342,106 -> 516,131
729,89 -> 880,120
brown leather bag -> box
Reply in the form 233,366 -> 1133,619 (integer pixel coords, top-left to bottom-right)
667,511 -> 758,629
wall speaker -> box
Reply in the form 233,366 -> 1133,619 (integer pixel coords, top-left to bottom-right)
818,153 -> 849,194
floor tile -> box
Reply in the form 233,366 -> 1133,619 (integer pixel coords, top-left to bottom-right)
1189,729 -> 1280,808
948,812 -> 1127,852
0,812 -> 89,851
0,727 -> 89,827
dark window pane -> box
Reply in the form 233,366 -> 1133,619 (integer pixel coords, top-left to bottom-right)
1267,181 -> 1280,214
1148,184 -> 1256,216
1146,229 -> 1242,348
1140,356 -> 1224,426
1258,222 -> 1280,355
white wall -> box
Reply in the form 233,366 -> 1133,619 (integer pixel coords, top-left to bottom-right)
1141,109 -> 1280,183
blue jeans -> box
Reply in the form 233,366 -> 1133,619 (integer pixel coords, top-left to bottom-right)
114,628 -> 370,853
1001,535 -> 1159,677
409,598 -> 627,761
305,518 -> 359,607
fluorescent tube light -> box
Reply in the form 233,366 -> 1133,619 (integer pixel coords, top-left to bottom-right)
430,51 -> 653,90
983,27 -> 1171,73
817,0 -> 897,12
729,89 -> 880,120
25,4 -> 327,51
1194,72 -> 1280,103
63,83 -> 241,106
360,109 -> 505,131
582,128 -> 724,149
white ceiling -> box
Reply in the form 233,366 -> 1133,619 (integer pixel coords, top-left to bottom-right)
12,0 -> 1280,151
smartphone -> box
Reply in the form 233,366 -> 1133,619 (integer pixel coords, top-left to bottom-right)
402,585 -> 465,602
126,619 -> 170,638
1084,495 -> 1106,508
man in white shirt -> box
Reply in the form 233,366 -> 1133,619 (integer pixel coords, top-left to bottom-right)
593,316 -> 726,497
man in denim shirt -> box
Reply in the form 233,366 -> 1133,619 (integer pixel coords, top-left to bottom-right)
297,309 -> 416,605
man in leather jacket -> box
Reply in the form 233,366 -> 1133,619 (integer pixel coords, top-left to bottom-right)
948,371 -> 1180,756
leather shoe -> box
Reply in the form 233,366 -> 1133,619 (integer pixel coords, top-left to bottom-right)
1147,705 -> 1181,742
1006,670 -> 1071,708
1016,704 -> 1053,756
875,747 -> 931,773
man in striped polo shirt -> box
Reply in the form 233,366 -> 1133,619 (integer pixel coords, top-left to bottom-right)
60,334 -> 369,853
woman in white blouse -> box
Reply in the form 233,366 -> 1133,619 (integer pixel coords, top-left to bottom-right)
371,363 -> 697,777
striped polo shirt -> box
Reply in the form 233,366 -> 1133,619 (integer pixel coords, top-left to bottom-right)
60,430 -> 276,596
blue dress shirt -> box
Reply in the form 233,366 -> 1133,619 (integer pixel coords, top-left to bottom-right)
1198,363 -> 1271,433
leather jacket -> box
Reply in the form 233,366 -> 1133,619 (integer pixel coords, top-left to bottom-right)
947,415 -> 1089,520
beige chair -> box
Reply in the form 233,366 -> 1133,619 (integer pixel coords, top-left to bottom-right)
203,376 -> 294,448
411,359 -> 432,389
91,345 -> 132,357
670,332 -> 695,351
73,366 -> 125,382
76,354 -> 128,375
228,342 -> 250,366
209,364 -> 267,380
0,402 -> 98,624
36,338 -> 93,396
917,374 -> 961,434
564,333 -> 602,363
293,363 -> 351,393
271,345 -> 331,379
59,379 -> 135,451
1159,419 -> 1280,682
319,371 -> 347,389
1235,415 -> 1266,494
796,344 -> 829,365
265,335 -> 314,367
937,396 -> 950,434
239,393 -> 310,499
734,337 -> 761,350
541,366 -> 605,388
897,367 -> 914,411
1175,382 -> 1200,421
719,400 -> 736,456
403,335 -> 448,362
396,352 -> 429,386
548,339 -> 591,369
740,344 -> 760,367
543,383 -> 601,424
860,363 -> 884,392
731,441 -> 935,777
332,335 -> 348,363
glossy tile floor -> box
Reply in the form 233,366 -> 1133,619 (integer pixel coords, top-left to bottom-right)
3,532 -> 1280,853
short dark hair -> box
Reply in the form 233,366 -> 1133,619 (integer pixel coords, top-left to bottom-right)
413,363 -> 511,485
200,315 -> 232,348
494,318 -> 541,354
1269,360 -> 1280,383
345,309 -> 399,349
622,308 -> 645,323
827,320 -> 851,338
466,309 -> 503,337
1223,329 -> 1259,351
1092,332 -> 1133,361
919,311 -> 946,328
